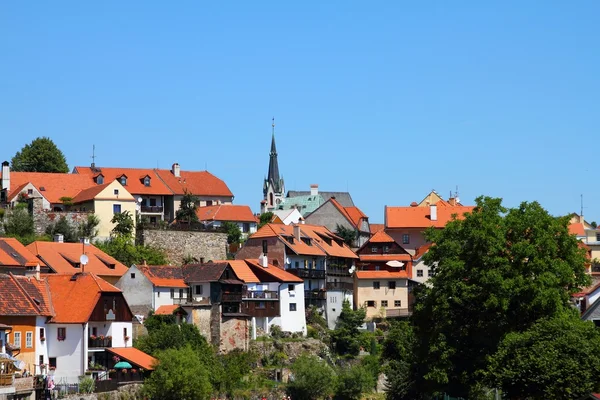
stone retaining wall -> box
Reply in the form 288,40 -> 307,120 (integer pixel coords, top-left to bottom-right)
138,229 -> 227,265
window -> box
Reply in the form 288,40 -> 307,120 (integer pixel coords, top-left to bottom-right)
144,177 -> 150,187
257,302 -> 266,309
289,303 -> 297,311
206,200 -> 213,206
96,175 -> 104,184
150,198 -> 157,207
39,355 -> 44,367
113,204 -> 121,214
417,269 -> 424,277
114,189 -> 119,195
373,281 -> 380,289
130,273 -> 135,279
39,328 -> 45,340
367,300 -> 376,307
388,281 -> 396,289
27,189 -> 33,195
402,234 -> 410,244
371,246 -> 378,253
120,176 -> 127,186
26,332 -> 33,348
124,327 -> 128,339
381,300 -> 388,307
289,284 -> 295,292
383,246 -> 390,253
195,285 -> 203,295
295,261 -> 299,268
92,327 -> 97,336
14,332 -> 21,347
157,291 -> 160,298
179,289 -> 184,298
49,357 -> 57,369
57,328 -> 66,341
597,232 -> 600,241
170,289 -> 174,299
394,300 -> 401,307
243,223 -> 250,233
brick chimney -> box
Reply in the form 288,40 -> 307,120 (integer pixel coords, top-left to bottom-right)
293,224 -> 301,241
171,163 -> 181,178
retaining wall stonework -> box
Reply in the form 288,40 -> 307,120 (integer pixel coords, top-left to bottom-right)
139,229 -> 227,265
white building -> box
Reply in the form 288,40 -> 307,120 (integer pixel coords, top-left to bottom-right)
196,204 -> 258,236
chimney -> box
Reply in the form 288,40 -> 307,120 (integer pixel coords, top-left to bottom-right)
310,184 -> 318,196
430,204 -> 438,221
25,264 -> 41,280
293,224 -> 301,241
261,240 -> 268,267
53,234 -> 64,243
171,163 -> 181,178
1,161 -> 9,191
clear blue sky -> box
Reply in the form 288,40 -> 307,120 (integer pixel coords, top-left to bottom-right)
1,2 -> 599,223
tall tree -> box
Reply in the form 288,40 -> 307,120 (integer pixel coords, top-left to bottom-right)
330,299 -> 366,356
258,212 -> 273,228
222,221 -> 242,244
111,211 -> 135,238
11,137 -> 69,173
404,197 -> 589,398
286,354 -> 336,400
176,191 -> 199,224
335,224 -> 357,246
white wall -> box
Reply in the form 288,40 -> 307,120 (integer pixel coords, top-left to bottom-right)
35,317 -> 49,369
412,259 -> 432,284
153,287 -> 179,310
115,265 -> 154,310
325,291 -> 353,330
46,324 -> 85,384
108,322 -> 133,348
279,282 -> 307,335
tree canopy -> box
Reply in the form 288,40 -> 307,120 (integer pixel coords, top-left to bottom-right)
111,211 -> 135,238
176,191 -> 199,223
258,212 -> 273,228
222,221 -> 242,244
11,137 -> 69,173
286,354 -> 336,400
331,299 -> 366,356
335,224 -> 357,246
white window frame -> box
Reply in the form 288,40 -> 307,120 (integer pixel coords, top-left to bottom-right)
14,332 -> 21,347
26,331 -> 33,348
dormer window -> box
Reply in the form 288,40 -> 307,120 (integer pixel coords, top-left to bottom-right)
143,176 -> 151,187
119,175 -> 127,186
95,174 -> 104,185
301,238 -> 312,246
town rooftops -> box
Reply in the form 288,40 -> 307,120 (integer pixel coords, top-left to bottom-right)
355,270 -> 410,279
196,204 -> 257,223
154,168 -> 233,197
27,241 -> 128,278
287,190 -> 354,207
307,197 -> 368,230
0,238 -> 45,268
369,224 -> 385,234
367,230 -> 396,244
226,260 -> 260,283
0,273 -> 54,317
138,265 -> 187,288
385,204 -> 474,229
243,259 -> 303,283
73,166 -> 172,196
182,262 -> 241,283
4,172 -> 95,204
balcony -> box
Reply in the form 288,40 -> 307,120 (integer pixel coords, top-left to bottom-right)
305,290 -> 327,300
385,308 -> 412,318
0,373 -> 13,387
174,297 -> 210,306
140,205 -> 164,213
326,282 -> 354,291
244,290 -> 279,300
327,265 -> 352,277
287,268 -> 326,280
222,292 -> 243,302
88,337 -> 113,348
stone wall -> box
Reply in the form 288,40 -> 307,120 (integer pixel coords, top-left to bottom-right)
139,229 -> 227,265
30,197 -> 91,236
220,316 -> 250,353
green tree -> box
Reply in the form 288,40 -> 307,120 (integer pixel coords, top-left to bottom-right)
45,216 -> 78,242
96,236 -> 167,266
335,224 -> 357,246
408,197 -> 589,398
287,354 -> 336,400
331,299 -> 366,356
592,221 -> 598,229
143,346 -> 212,400
382,322 -> 418,400
258,212 -> 273,228
176,191 -> 199,224
111,211 -> 135,238
488,313 -> 600,400
222,221 -> 242,244
334,364 -> 375,400
3,206 -> 34,238
77,214 -> 100,239
218,349 -> 258,396
11,137 -> 69,173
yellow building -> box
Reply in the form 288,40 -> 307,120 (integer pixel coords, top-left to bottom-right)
353,270 -> 412,320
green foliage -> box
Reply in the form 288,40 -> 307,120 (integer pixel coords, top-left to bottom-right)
78,214 -> 100,239
0,208 -> 5,220
143,346 -> 212,400
382,322 -> 417,400
408,197 -> 590,398
335,224 -> 357,246
3,207 -> 34,238
488,313 -> 600,399
78,376 -> 95,394
59,196 -> 73,206
136,319 -> 211,356
592,221 -> 598,229
258,212 -> 273,228
361,355 -> 382,389
222,221 -> 242,244
176,191 -> 199,223
218,349 -> 259,396
96,236 -> 167,266
331,300 -> 366,356
111,211 -> 135,238
334,364 -> 376,400
11,137 -> 69,173
45,216 -> 78,242
287,354 -> 336,400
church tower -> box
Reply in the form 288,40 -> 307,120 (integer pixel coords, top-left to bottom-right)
261,118 -> 285,213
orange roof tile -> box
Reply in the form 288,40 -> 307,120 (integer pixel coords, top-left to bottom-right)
138,265 -> 187,288
368,230 -> 395,244
0,273 -> 54,316
385,205 -> 474,229
227,260 -> 259,283
73,166 -> 172,196
27,242 -> 128,277
154,169 -> 233,197
107,347 -> 158,370
355,270 -> 409,279
414,243 -> 433,260
0,238 -> 45,268
46,273 -> 121,323
359,254 -> 412,262
370,224 -> 385,234
6,172 -> 94,204
569,222 -> 586,236
71,182 -> 112,204
327,198 -> 368,229
154,305 -> 180,315
244,259 -> 304,283
196,204 -> 256,223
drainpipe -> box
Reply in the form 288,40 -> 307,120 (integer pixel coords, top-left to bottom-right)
82,323 -> 88,376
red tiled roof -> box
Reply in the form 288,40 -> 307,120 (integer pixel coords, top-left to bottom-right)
355,270 -> 409,279
6,172 -> 94,204
154,305 -> 180,315
71,182 -> 112,204
370,224 -> 385,234
27,242 -> 128,278
244,259 -> 304,283
368,230 -> 395,244
359,254 -> 412,262
138,265 -> 187,288
386,205 -> 474,229
227,260 -> 260,283
328,198 -> 367,229
414,243 -> 433,260
73,166 -> 172,196
182,262 -> 231,282
0,274 -> 54,316
107,347 -> 158,370
569,222 -> 586,236
0,238 -> 45,268
196,204 -> 256,223
154,169 -> 233,197
46,273 -> 121,323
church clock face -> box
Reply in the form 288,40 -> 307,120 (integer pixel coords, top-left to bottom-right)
276,199 -> 281,204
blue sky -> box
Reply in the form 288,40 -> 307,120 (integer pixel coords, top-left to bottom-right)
1,2 -> 599,223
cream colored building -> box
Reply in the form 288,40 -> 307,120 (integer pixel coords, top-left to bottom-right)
353,271 -> 412,319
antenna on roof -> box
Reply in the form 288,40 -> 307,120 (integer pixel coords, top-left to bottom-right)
581,194 -> 584,218
205,162 -> 207,171
91,145 -> 96,168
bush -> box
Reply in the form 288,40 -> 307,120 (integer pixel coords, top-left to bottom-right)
287,354 -> 336,400
79,376 -> 95,394
334,364 -> 376,400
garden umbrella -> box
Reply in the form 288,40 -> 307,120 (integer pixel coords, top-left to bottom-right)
114,361 -> 132,369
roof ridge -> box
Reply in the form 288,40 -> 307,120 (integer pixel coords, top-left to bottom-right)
9,272 -> 44,315
152,168 -> 176,195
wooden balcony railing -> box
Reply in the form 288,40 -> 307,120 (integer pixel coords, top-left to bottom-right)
326,282 -> 354,291
88,337 -> 113,348
244,290 -> 279,299
305,290 -> 327,300
222,293 -> 243,302
0,373 -> 14,387
140,205 -> 164,213
287,268 -> 326,279
173,297 -> 210,306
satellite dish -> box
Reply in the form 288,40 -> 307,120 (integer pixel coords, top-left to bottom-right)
137,197 -> 143,203
348,266 -> 356,274
80,254 -> 89,265
285,257 -> 291,265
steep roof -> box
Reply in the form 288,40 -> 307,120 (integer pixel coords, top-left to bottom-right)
27,241 -> 128,278
287,191 -> 354,207
367,230 -> 395,244
154,169 -> 233,197
276,194 -> 325,216
227,260 -> 259,283
73,166 -> 172,196
0,273 -> 54,317
569,222 -> 586,237
370,224 -> 385,234
244,259 -> 303,283
0,238 -> 45,268
106,347 -> 158,370
196,204 -> 257,223
355,270 -> 409,279
46,273 -> 121,323
309,197 -> 368,230
71,182 -> 112,204
6,172 -> 94,204
154,305 -> 181,315
385,205 -> 474,229
138,265 -> 187,288
182,262 -> 232,283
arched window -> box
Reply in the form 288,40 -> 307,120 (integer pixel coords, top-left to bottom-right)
143,176 -> 150,186
120,176 -> 127,186
269,193 -> 274,206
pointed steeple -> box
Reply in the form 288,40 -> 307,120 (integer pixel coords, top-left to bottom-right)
266,118 -> 282,194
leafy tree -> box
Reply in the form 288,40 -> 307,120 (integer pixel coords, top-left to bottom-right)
408,197 -> 589,398
331,299 -> 366,356
335,224 -> 357,246
111,211 -> 135,238
334,364 -> 375,400
77,214 -> 100,239
143,346 -> 212,400
592,221 -> 598,229
3,206 -> 34,238
286,354 -> 336,400
45,216 -> 78,242
218,349 -> 259,396
96,236 -> 167,266
222,221 -> 242,244
176,191 -> 199,224
488,313 -> 600,400
383,322 -> 418,400
258,212 -> 273,228
11,137 -> 69,173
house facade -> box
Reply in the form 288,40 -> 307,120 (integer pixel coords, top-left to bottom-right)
354,270 -> 414,320
196,204 -> 258,235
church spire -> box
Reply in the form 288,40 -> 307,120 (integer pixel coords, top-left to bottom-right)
270,117 -> 277,155
267,117 -> 282,193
